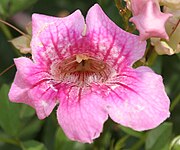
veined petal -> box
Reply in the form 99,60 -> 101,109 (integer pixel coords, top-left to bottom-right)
28,81 -> 59,119
8,57 -> 47,106
9,57 -> 57,119
104,66 -> 170,131
14,57 -> 50,85
85,4 -> 146,67
57,86 -> 108,143
31,10 -> 85,66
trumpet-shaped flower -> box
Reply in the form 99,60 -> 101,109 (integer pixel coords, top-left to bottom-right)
129,0 -> 172,40
9,4 -> 170,143
151,7 -> 180,55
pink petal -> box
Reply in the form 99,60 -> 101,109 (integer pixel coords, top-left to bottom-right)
8,57 -> 43,106
130,0 -> 172,40
31,11 -> 85,66
28,82 -> 58,119
85,4 -> 146,67
13,57 -> 50,85
8,57 -> 57,119
104,66 -> 170,131
57,86 -> 108,143
8,71 -> 33,107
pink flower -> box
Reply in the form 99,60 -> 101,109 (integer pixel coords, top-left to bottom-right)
129,0 -> 172,40
9,4 -> 170,143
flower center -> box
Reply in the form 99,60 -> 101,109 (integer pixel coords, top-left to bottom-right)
51,54 -> 113,87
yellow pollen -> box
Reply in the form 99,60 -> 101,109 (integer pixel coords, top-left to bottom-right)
76,54 -> 89,63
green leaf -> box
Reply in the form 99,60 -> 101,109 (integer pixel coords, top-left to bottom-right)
55,128 -> 75,150
0,143 -> 20,150
21,140 -> 47,150
145,122 -> 172,150
0,84 -> 21,136
19,119 -> 43,139
120,125 -> 144,138
19,105 -> 35,119
41,114 -> 57,150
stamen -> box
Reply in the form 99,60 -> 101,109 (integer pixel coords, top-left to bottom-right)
51,54 -> 114,87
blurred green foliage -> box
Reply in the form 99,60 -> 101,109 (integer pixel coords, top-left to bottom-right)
0,0 -> 180,150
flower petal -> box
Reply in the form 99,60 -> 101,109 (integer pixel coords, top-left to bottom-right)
8,71 -> 33,107
57,87 -> 108,143
130,0 -> 172,40
8,57 -> 44,106
105,66 -> 170,131
9,57 -> 57,119
13,57 -> 50,85
9,75 -> 57,120
31,10 -> 85,66
85,4 -> 146,67
28,81 -> 58,119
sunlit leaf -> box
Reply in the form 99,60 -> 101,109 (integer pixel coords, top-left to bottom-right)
10,35 -> 31,54
170,135 -> 180,150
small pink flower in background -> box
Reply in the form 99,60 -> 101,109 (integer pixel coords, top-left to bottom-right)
9,4 -> 170,143
151,7 -> 180,55
129,0 -> 172,40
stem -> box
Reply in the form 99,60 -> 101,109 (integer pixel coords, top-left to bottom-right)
147,50 -> 158,66
146,45 -> 158,66
0,20 -> 21,56
114,135 -> 130,150
0,64 -> 15,77
131,135 -> 146,150
170,94 -> 180,111
0,19 -> 26,36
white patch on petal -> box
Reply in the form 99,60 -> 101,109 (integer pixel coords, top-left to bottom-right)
41,100 -> 48,107
135,105 -> 145,112
49,84 -> 58,92
46,80 -> 58,92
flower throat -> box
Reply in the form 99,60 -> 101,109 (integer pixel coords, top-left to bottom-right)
51,54 -> 112,87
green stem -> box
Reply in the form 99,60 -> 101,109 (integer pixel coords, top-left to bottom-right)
146,45 -> 158,66
131,135 -> 146,150
114,135 -> 130,150
170,94 -> 180,111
